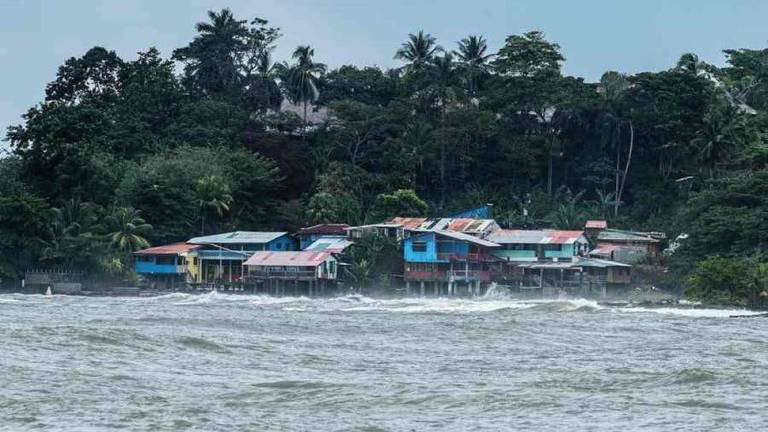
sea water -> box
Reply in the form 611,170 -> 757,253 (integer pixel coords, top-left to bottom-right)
0,291 -> 766,431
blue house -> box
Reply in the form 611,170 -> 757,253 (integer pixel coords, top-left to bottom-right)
403,230 -> 500,295
187,231 -> 296,284
134,242 -> 200,289
294,224 -> 350,250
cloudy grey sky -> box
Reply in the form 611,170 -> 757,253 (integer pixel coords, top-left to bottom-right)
1,0 -> 767,144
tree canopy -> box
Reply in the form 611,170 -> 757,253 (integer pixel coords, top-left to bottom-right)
3,9 -> 768,294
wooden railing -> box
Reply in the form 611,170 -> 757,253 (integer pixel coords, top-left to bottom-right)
247,270 -> 318,280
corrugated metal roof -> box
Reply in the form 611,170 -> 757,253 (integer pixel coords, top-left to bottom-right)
518,257 -> 630,269
585,220 -> 608,229
134,242 -> 200,255
390,217 -> 497,235
597,229 -> 659,243
413,230 -> 500,248
589,244 -> 622,256
188,231 -> 288,245
296,224 -> 350,236
244,251 -> 333,267
388,217 -> 428,229
487,230 -> 586,245
305,238 -> 354,252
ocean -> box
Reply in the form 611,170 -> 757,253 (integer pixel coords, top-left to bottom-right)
1,291 -> 766,431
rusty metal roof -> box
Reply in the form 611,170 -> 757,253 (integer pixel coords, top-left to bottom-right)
388,217 -> 429,229
389,217 -> 497,235
134,242 -> 200,256
487,230 -> 587,245
244,251 -> 333,267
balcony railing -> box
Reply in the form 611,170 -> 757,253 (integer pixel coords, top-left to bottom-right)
247,270 -> 320,280
435,253 -> 492,262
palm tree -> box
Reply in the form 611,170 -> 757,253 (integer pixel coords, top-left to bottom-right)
174,8 -> 248,95
249,51 -> 282,114
454,35 -> 493,96
106,207 -> 152,271
394,31 -> 442,74
195,175 -> 233,235
282,46 -> 326,138
691,104 -> 743,178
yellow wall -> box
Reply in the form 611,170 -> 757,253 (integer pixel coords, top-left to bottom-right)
183,251 -> 200,283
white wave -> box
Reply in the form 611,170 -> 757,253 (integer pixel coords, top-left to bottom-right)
618,306 -> 765,318
0,298 -> 21,303
173,290 -> 256,305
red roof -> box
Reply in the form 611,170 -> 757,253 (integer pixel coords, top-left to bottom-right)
134,242 -> 200,256
244,251 -> 333,267
295,224 -> 350,236
586,220 -> 608,229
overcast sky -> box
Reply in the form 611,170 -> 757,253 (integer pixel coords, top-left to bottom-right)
1,0 -> 767,146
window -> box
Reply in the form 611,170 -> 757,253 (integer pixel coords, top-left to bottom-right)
330,261 -> 336,274
412,241 -> 427,252
542,244 -> 561,252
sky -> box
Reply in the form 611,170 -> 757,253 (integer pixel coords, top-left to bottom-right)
1,0 -> 767,148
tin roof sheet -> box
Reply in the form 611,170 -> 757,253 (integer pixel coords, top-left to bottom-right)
585,220 -> 608,229
597,229 -> 659,243
188,231 -> 288,245
296,224 -> 350,236
487,230 -> 586,245
243,251 -> 333,267
134,242 -> 200,256
305,238 -> 354,252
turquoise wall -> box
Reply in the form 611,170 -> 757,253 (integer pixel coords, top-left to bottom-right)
404,233 -> 444,263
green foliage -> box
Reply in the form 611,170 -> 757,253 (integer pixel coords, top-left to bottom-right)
686,256 -> 761,307
344,234 -> 402,289
4,6 -> 768,289
368,189 -> 429,222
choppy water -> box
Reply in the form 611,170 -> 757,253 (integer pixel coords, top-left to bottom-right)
1,291 -> 767,432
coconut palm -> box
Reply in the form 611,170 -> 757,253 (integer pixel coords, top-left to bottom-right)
454,35 -> 493,96
174,8 -> 248,95
106,207 -> 152,254
691,104 -> 744,178
195,175 -> 233,235
394,31 -> 442,74
281,46 -> 326,136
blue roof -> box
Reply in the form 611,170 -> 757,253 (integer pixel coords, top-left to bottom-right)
188,231 -> 288,245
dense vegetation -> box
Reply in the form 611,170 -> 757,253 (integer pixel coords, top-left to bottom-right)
3,9 -> 768,303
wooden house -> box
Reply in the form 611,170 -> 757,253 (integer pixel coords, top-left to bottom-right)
403,230 -> 500,296
187,231 -> 296,285
592,229 -> 663,263
487,230 -> 589,263
243,251 -> 337,295
133,242 -> 201,289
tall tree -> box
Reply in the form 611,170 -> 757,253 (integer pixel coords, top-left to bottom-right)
280,45 -> 327,139
394,31 -> 442,74
455,35 -> 493,96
